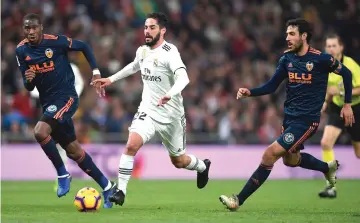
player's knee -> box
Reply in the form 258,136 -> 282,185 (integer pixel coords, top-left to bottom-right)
355,152 -> 360,159
353,144 -> 360,159
282,158 -> 298,167
33,123 -> 51,141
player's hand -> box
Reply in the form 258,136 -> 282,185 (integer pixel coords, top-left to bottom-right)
25,69 -> 36,82
327,86 -> 340,96
236,88 -> 251,99
321,102 -> 328,113
340,104 -> 355,127
157,95 -> 171,107
90,75 -> 108,97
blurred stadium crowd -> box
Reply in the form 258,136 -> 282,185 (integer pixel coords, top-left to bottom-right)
2,0 -> 360,144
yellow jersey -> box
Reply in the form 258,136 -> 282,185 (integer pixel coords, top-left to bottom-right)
327,55 -> 360,106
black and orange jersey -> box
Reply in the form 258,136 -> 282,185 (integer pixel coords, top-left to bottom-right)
250,47 -> 353,122
15,34 -> 97,109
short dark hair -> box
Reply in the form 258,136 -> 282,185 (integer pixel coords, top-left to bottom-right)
325,33 -> 343,45
286,18 -> 313,42
146,12 -> 169,28
23,13 -> 42,24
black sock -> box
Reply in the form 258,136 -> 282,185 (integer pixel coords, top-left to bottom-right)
39,136 -> 68,176
237,164 -> 273,205
76,150 -> 110,190
299,153 -> 329,173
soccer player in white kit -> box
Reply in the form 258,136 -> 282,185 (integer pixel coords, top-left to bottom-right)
91,12 -> 211,206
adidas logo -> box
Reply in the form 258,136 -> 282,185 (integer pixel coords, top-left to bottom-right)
25,56 -> 31,61
162,44 -> 171,52
288,63 -> 293,68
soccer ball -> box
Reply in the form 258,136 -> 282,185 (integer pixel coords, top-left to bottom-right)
74,187 -> 102,212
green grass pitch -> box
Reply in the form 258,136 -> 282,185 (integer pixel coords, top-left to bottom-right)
2,179 -> 360,223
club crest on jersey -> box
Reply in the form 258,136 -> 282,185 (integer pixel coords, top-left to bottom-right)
306,61 -> 314,71
46,105 -> 57,113
283,133 -> 294,144
153,58 -> 158,67
45,48 -> 53,58
142,48 -> 147,58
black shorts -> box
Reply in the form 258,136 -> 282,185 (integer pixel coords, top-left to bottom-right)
42,96 -> 79,147
327,102 -> 360,142
278,119 -> 319,153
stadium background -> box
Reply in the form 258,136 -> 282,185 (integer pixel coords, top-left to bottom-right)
1,1 -> 360,222
2,0 -> 360,145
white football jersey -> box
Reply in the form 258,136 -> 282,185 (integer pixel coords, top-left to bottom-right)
133,40 -> 187,123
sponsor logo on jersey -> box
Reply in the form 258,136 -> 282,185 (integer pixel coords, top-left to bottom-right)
288,72 -> 312,84
29,61 -> 55,73
45,48 -> 53,58
141,74 -> 161,82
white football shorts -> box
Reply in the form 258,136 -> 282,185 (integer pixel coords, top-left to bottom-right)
128,110 -> 186,157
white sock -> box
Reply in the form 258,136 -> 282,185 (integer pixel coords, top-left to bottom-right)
56,144 -> 68,167
103,180 -> 112,191
185,154 -> 206,173
118,154 -> 134,195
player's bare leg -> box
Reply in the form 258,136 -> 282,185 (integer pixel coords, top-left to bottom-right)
34,120 -> 70,197
109,132 -> 143,206
319,125 -> 341,198
64,140 -> 116,208
170,154 -> 211,188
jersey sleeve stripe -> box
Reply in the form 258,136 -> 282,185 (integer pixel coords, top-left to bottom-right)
43,34 -> 58,40
309,48 -> 321,55
17,39 -> 29,48
162,44 -> 171,51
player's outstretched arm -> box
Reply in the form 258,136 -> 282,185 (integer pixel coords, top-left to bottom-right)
91,47 -> 141,90
331,60 -> 353,104
15,49 -> 35,91
60,36 -> 104,96
91,60 -> 141,89
248,57 -> 287,97
328,56 -> 355,126
157,68 -> 189,106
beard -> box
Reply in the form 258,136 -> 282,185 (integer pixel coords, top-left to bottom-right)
145,32 -> 161,47
292,40 -> 304,53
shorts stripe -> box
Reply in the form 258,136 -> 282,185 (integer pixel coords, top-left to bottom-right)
288,122 -> 318,153
53,97 -> 74,120
181,115 -> 186,150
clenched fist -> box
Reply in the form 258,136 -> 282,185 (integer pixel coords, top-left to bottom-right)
25,69 -> 36,82
236,88 -> 251,99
